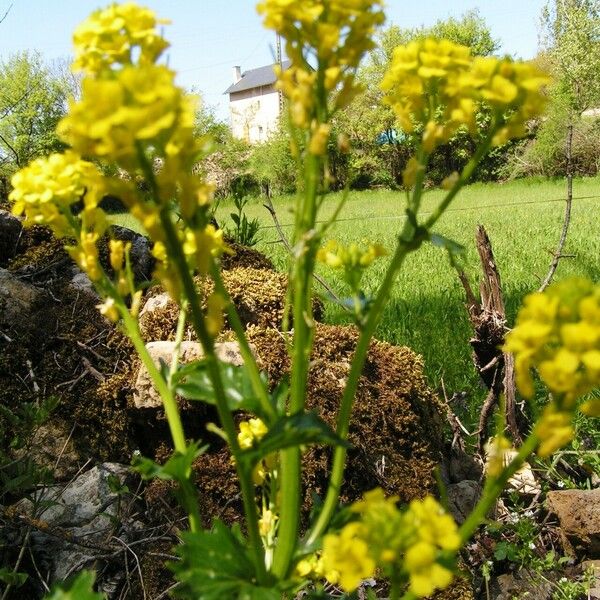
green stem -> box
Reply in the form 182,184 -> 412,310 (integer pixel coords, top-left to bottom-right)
272,149 -> 321,579
158,210 -> 267,583
117,292 -> 202,533
459,432 -> 538,542
210,264 -> 276,422
423,127 -> 495,231
306,227 -> 418,546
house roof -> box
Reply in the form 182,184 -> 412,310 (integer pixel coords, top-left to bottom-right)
224,60 -> 291,94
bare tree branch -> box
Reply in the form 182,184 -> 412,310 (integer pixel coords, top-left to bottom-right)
262,197 -> 350,312
0,3 -> 12,25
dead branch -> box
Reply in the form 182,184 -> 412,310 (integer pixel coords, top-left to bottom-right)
539,123 -> 574,292
457,225 -> 522,451
262,198 -> 350,312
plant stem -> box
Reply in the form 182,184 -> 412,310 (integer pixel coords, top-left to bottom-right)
459,432 -> 538,542
118,296 -> 202,533
210,265 -> 275,421
158,210 -> 267,583
272,149 -> 321,579
306,226 -> 418,546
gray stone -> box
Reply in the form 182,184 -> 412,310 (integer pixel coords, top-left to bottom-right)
447,480 -> 481,525
133,340 -> 253,408
139,291 -> 170,316
0,267 -> 46,333
14,463 -> 132,581
110,225 -> 154,282
0,209 -> 22,265
490,569 -> 553,600
547,489 -> 600,558
69,269 -> 100,300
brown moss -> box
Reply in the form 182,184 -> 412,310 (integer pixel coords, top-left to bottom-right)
221,239 -> 275,271
245,323 -> 445,521
139,267 -> 323,341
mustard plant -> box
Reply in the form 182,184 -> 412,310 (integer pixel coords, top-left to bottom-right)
10,2 -> 597,599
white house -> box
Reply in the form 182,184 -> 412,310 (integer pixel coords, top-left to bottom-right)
224,60 -> 291,144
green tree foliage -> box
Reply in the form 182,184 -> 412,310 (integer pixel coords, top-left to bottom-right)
507,0 -> 600,177
0,52 -> 67,177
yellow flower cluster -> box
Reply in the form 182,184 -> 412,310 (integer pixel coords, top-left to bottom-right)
9,152 -> 105,237
72,2 -> 169,74
257,0 -> 384,153
381,38 -> 550,152
321,489 -> 460,597
317,239 -> 388,296
58,65 -> 194,170
236,418 -> 275,486
504,277 -> 600,456
317,239 -> 388,270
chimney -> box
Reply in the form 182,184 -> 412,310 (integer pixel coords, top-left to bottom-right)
232,66 -> 242,84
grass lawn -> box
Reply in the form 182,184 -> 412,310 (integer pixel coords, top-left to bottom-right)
215,176 -> 600,425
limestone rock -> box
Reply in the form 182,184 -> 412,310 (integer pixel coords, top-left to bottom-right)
547,489 -> 600,558
14,463 -> 133,582
69,269 -> 100,300
133,340 -> 251,408
490,569 -> 553,599
140,291 -> 170,316
0,209 -> 22,266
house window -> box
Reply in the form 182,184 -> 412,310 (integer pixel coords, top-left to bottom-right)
258,126 -> 263,140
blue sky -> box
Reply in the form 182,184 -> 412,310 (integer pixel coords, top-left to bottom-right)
0,1 -> 546,120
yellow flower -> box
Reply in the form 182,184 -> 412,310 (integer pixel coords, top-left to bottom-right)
58,65 -> 186,167
206,292 -> 226,338
237,418 -> 268,450
109,239 -> 128,272
382,38 -> 549,148
485,435 -> 512,478
258,508 -> 278,537
404,541 -> 454,598
97,297 -> 120,322
322,522 -> 376,592
402,156 -> 422,188
535,406 -> 574,457
9,152 -> 104,236
308,123 -> 331,156
258,0 -> 384,127
72,2 -> 170,75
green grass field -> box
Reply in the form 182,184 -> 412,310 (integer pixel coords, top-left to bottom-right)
215,176 -> 600,424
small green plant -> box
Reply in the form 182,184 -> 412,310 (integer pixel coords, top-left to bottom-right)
225,195 -> 262,247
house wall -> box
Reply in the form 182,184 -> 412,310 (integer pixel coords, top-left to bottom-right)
229,85 -> 281,144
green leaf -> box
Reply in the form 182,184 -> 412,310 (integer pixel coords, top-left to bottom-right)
0,568 -> 28,587
44,570 -> 104,600
493,541 -> 508,561
429,233 -> 466,257
174,360 -> 271,420
240,411 -> 349,467
132,441 -> 207,483
171,521 -> 281,600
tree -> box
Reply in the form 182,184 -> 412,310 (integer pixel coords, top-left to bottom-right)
508,0 -> 600,177
541,0 -> 600,114
0,52 -> 67,176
